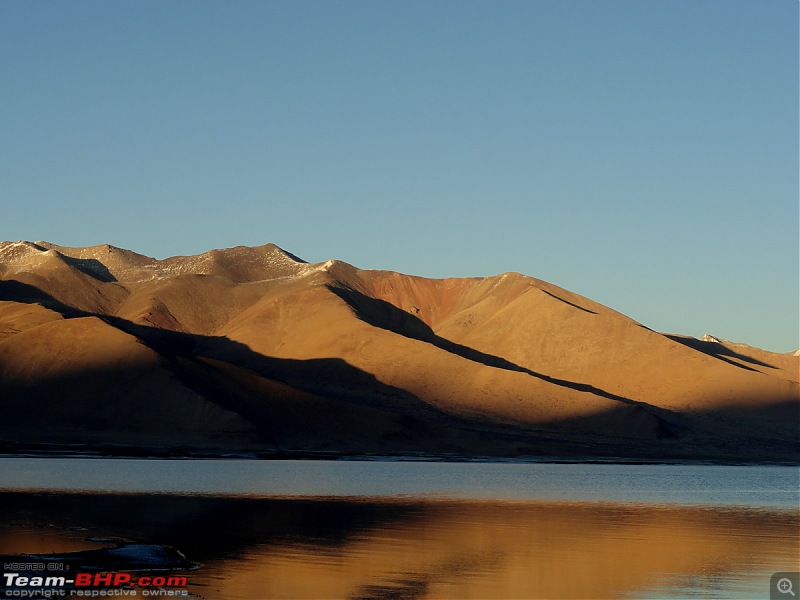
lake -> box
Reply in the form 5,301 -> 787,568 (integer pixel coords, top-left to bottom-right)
0,459 -> 797,599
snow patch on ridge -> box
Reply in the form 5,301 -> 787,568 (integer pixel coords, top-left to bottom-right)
2,241 -> 345,286
0,240 -> 45,261
701,334 -> 722,343
0,241 -> 57,273
132,244 -> 323,283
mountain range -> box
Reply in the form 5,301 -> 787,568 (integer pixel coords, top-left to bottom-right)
1,241 -> 797,462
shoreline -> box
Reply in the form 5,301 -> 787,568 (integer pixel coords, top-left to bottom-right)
1,445 -> 797,467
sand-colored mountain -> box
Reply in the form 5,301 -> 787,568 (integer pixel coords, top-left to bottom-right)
0,241 -> 797,461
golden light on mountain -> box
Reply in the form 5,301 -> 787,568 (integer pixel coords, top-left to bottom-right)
1,241 -> 797,461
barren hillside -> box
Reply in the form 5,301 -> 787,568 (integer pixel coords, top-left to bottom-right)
1,241 -> 797,461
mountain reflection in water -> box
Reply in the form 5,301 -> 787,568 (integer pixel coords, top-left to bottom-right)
0,492 -> 796,600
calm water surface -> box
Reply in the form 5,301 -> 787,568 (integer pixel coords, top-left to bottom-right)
0,459 -> 797,600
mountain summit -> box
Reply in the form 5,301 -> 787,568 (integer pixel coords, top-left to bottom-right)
1,241 -> 797,461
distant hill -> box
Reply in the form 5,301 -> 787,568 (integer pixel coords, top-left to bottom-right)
1,241 -> 797,462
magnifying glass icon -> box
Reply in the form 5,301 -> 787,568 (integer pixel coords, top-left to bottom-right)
778,578 -> 796,596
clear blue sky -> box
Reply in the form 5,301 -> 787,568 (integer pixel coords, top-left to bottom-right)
2,0 -> 797,352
